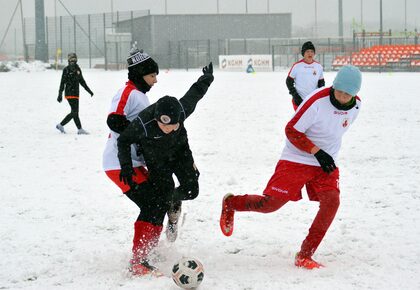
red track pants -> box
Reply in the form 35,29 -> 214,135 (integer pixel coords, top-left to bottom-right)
226,190 -> 340,258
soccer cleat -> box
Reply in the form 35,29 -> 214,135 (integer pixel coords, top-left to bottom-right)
56,124 -> 65,134
129,259 -> 164,277
220,193 -> 235,236
77,128 -> 89,135
165,201 -> 182,242
294,252 -> 324,269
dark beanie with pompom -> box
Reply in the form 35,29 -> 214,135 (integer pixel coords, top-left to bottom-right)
127,48 -> 159,93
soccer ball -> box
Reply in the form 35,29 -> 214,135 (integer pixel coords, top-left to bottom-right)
171,257 -> 204,289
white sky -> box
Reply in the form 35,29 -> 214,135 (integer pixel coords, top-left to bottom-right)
2,0 -> 419,29
1,0 -> 419,54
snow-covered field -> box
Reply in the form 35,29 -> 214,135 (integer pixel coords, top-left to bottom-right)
0,66 -> 419,290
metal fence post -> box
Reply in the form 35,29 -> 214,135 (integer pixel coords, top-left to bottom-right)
88,14 -> 91,68
207,39 -> 211,64
353,30 -> 356,51
59,16 -> 62,63
379,52 -> 382,73
178,41 -> 181,68
115,42 -> 118,69
186,47 -> 189,71
103,13 -> 107,71
45,16 -> 49,59
271,45 -> 275,71
130,11 -> 134,45
73,15 -> 76,53
389,29 -> 392,45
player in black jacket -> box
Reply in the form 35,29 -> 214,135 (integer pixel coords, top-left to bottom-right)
117,62 -> 214,276
56,53 -> 93,134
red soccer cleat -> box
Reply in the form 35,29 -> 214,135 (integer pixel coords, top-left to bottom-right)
220,193 -> 235,236
294,253 -> 324,269
129,259 -> 164,277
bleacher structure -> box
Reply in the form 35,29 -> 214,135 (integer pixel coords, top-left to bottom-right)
332,44 -> 420,71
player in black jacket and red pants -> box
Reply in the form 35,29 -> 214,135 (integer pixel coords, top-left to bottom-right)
56,53 -> 93,134
117,63 -> 214,276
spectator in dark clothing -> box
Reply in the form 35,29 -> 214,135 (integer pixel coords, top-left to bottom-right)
56,52 -> 93,134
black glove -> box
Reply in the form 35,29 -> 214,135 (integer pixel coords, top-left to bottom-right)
119,166 -> 136,187
57,94 -> 62,103
202,62 -> 213,75
292,93 -> 303,106
198,62 -> 214,86
89,91 -> 94,97
314,149 -> 337,173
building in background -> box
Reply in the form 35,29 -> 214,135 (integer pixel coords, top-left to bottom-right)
116,13 -> 291,69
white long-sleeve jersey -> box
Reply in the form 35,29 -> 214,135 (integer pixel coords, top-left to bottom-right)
281,87 -> 361,166
102,81 -> 150,171
288,60 -> 324,100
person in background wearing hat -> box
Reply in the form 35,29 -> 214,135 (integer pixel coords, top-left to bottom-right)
116,62 -> 214,276
220,65 -> 362,270
286,41 -> 325,111
56,52 -> 94,134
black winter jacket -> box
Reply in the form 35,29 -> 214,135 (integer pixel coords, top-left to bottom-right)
117,73 -> 213,186
58,64 -> 93,97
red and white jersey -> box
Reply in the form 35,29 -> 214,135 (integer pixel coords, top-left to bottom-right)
288,60 -> 324,99
102,81 -> 150,171
281,87 -> 361,166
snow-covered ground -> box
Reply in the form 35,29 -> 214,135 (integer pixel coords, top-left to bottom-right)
0,67 -> 419,290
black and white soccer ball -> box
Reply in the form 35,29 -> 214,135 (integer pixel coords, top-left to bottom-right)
171,257 -> 204,289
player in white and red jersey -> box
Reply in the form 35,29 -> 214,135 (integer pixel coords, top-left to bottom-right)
220,65 -> 362,270
286,41 -> 325,110
102,47 -> 170,275
103,47 -> 158,186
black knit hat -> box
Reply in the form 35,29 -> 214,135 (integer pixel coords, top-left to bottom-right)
127,48 -> 159,76
154,96 -> 182,125
68,52 -> 77,63
301,41 -> 316,56
127,47 -> 159,93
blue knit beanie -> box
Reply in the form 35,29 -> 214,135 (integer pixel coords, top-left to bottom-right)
333,65 -> 362,96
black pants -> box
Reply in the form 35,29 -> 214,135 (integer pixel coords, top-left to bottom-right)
125,150 -> 200,225
60,98 -> 81,129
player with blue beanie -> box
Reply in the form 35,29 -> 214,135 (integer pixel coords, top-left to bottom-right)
333,65 -> 362,96
220,65 -> 363,270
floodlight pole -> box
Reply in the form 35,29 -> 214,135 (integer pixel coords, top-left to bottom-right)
404,0 -> 407,31
35,0 -> 48,62
338,0 -> 344,51
111,0 -> 114,32
379,0 -> 383,45
314,0 -> 318,38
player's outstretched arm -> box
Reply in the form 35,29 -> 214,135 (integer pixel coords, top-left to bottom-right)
180,62 -> 214,119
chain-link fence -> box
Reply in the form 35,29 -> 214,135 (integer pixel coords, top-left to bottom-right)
22,11 -> 295,70
23,10 -> 149,69
22,9 -> 420,72
272,31 -> 420,71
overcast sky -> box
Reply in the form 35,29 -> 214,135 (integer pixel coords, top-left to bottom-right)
1,0 -> 419,54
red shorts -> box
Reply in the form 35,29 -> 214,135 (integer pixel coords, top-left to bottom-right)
105,166 -> 148,193
263,160 -> 340,202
